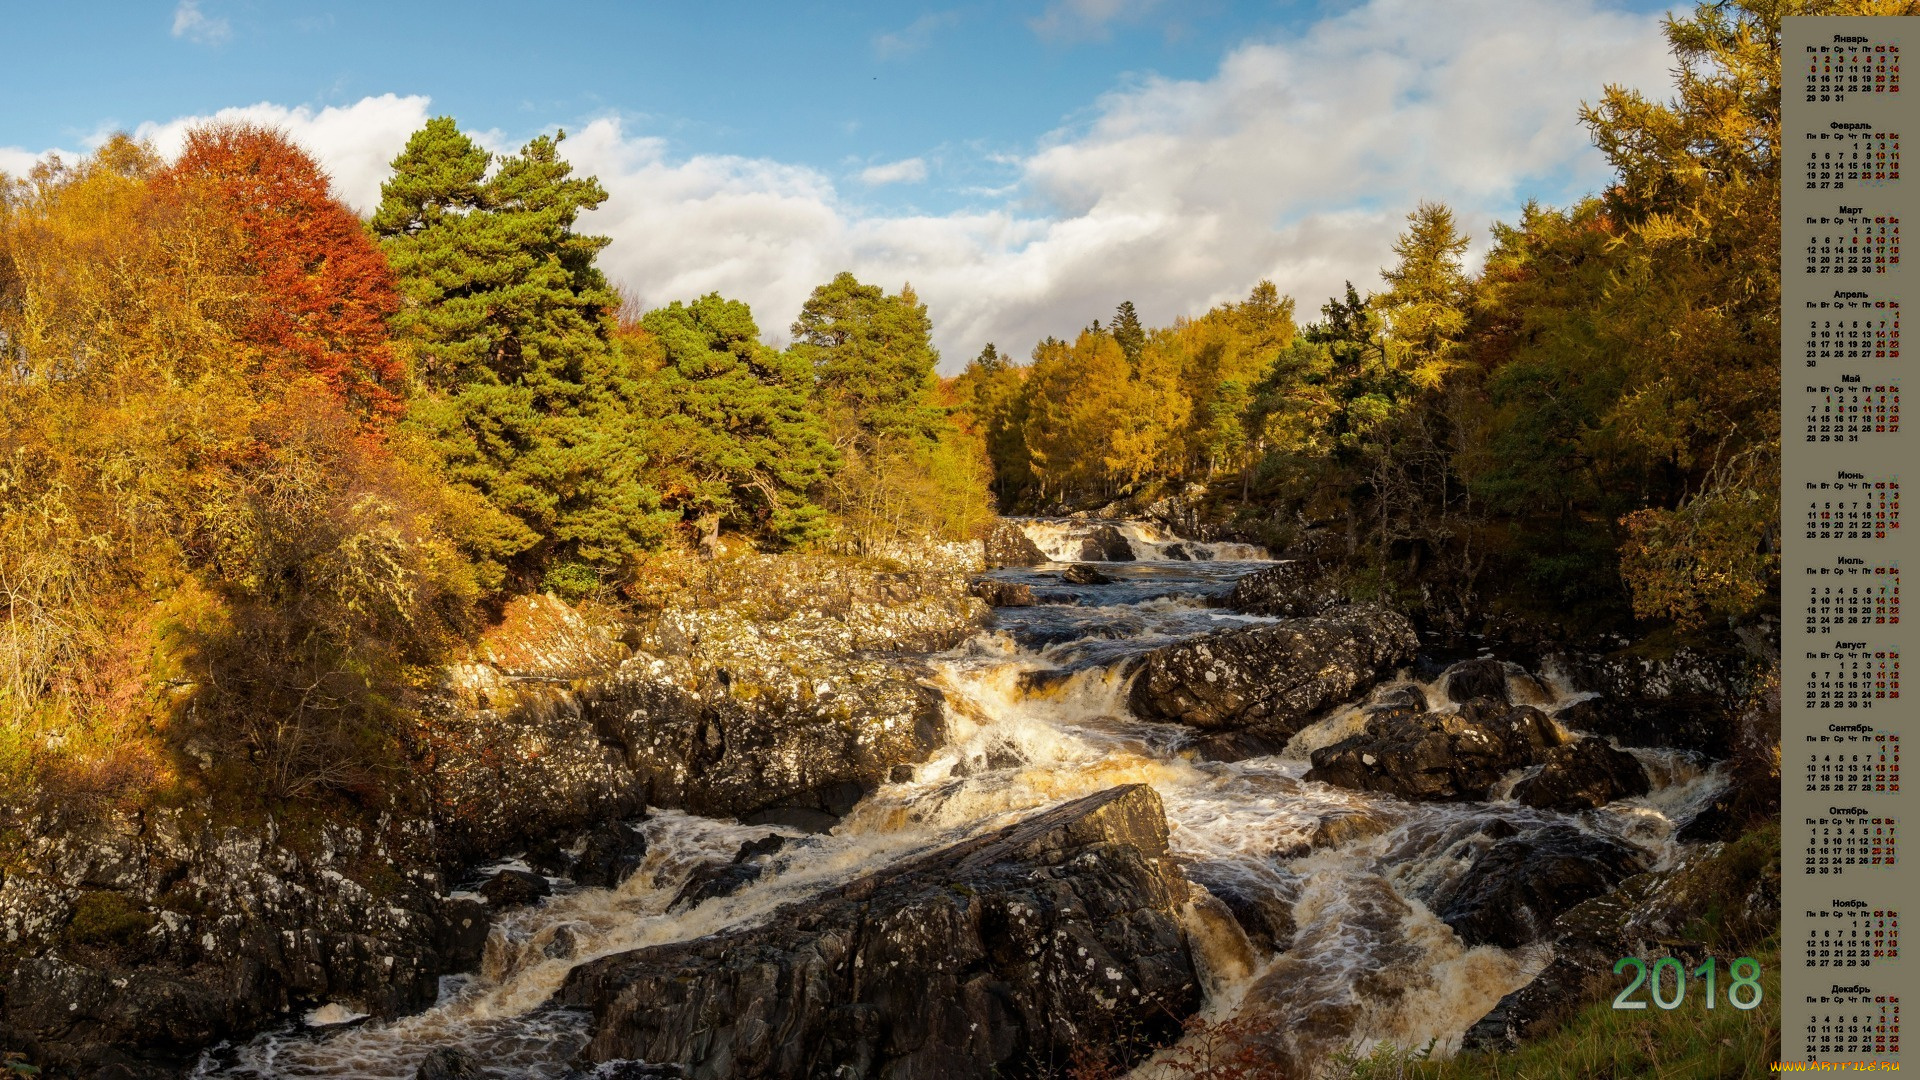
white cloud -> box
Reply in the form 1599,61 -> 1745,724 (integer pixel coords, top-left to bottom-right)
875,11 -> 961,60
171,0 -> 231,45
132,94 -> 433,212
1030,0 -> 1164,42
858,157 -> 929,186
11,0 -> 1673,370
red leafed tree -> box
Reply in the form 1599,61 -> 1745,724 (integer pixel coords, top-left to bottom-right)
166,122 -> 404,424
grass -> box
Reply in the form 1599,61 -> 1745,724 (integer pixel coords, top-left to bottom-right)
1335,941 -> 1782,1080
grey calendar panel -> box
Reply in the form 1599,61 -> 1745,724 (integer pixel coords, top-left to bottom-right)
1785,15 -> 1912,1065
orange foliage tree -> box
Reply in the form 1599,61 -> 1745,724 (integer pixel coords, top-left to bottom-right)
163,123 -> 404,425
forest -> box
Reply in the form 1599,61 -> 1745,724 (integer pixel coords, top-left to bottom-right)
0,0 -> 1812,813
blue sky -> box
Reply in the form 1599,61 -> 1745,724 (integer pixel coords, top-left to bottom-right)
2,0 -> 1683,367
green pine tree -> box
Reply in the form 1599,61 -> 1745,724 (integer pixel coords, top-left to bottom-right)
374,117 -> 669,591
791,272 -> 943,449
636,294 -> 837,545
1111,301 -> 1146,367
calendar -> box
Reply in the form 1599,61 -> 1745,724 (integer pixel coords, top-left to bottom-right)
1806,564 -> 1901,633
1805,992 -> 1900,1058
1806,127 -> 1902,190
1785,18 -> 1911,1060
1804,40 -> 1903,102
1805,647 -> 1902,710
1805,737 -> 1901,793
1804,212 -> 1901,275
1806,815 -> 1898,873
1804,476 -> 1899,540
1805,382 -> 1901,441
1806,904 -> 1901,968
1803,299 -> 1900,365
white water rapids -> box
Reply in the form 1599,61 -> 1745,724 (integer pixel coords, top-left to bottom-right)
195,522 -> 1727,1079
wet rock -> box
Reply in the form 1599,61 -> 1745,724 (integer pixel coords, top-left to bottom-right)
1061,563 -> 1114,585
1080,524 -> 1137,562
1304,702 -> 1564,802
415,1046 -> 483,1080
1439,657 -> 1512,705
1160,542 -> 1194,561
1511,738 -> 1650,812
983,521 -> 1049,568
560,785 -> 1202,1079
479,869 -> 552,910
666,834 -> 788,911
594,1065 -> 691,1079
1368,682 -> 1428,713
669,863 -> 765,912
1182,729 -> 1289,763
1464,828 -> 1780,1052
1553,644 -> 1756,756
1186,868 -> 1297,954
573,823 -> 651,889
1128,604 -> 1418,742
733,834 -> 788,863
1221,561 -> 1342,618
1428,824 -> 1651,948
970,579 -> 1036,607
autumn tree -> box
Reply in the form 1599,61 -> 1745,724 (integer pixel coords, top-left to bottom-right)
1,134 -> 479,804
164,122 -> 405,425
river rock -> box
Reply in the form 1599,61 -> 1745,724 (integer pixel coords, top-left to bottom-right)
1080,524 -> 1137,562
572,823 -> 651,889
1428,824 -> 1651,948
1303,702 -> 1564,802
1127,604 -> 1418,743
1552,644 -> 1756,756
415,1046 -> 483,1080
1438,658 -> 1513,705
1221,561 -> 1342,618
969,579 -> 1036,607
1464,828 -> 1780,1052
982,521 -> 1048,567
479,869 -> 551,910
559,785 -> 1202,1079
1510,738 -> 1650,812
1061,563 -> 1114,585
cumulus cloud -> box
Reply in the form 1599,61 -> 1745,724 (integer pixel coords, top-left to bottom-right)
171,0 -> 231,45
858,157 -> 929,186
11,0 -> 1673,370
132,93 -> 433,211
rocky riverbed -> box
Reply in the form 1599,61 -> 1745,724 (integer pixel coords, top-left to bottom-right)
0,522 -> 1777,1078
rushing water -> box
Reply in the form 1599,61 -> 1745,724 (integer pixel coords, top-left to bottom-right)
195,522 -> 1726,1079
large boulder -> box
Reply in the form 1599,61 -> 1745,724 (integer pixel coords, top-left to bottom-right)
1127,605 -> 1418,743
970,579 -> 1036,607
1080,524 -> 1138,562
1427,824 -> 1651,948
559,785 -> 1202,1079
1552,644 -> 1757,756
1304,701 -> 1564,802
1463,825 -> 1780,1052
983,521 -> 1048,568
1511,738 -> 1651,812
1221,561 -> 1342,618
1437,658 -> 1513,705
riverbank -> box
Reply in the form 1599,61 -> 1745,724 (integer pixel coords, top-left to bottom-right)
0,545 -> 988,1079
1,519 -> 1781,1078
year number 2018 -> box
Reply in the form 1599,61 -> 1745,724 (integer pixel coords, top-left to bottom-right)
1612,957 -> 1766,1010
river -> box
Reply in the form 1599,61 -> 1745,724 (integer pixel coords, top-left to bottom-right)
194,520 -> 1725,1079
